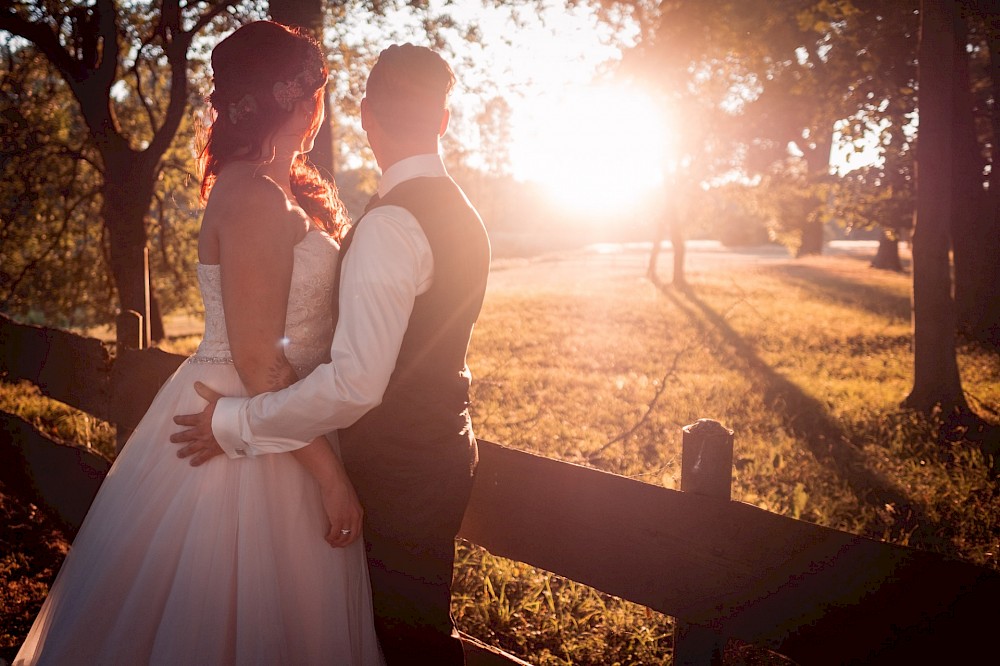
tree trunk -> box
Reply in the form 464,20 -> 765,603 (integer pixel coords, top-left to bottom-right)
102,153 -> 163,345
947,8 -> 994,345
985,10 -> 1000,347
647,218 -> 665,283
795,218 -> 825,258
904,0 -> 967,412
796,129 -> 834,258
671,207 -> 687,289
270,0 -> 335,179
956,4 -> 1000,348
871,227 -> 903,272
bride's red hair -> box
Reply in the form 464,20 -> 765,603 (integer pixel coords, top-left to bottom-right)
199,21 -> 349,240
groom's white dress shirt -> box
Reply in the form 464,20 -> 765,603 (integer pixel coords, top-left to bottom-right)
211,153 -> 443,457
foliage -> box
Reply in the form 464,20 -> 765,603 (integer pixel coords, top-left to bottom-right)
0,36 -> 211,327
623,0 -> 923,256
742,0 -> 919,255
829,160 -> 913,240
706,183 -> 772,247
0,46 -> 110,327
0,0 -> 253,336
745,159 -> 834,253
0,0 -> 561,331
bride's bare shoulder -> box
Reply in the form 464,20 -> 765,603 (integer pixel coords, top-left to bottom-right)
202,167 -> 304,245
205,169 -> 286,219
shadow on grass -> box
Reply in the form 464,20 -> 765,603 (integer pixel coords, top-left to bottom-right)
650,275 -> 946,548
755,263 -> 1000,467
825,248 -> 912,271
759,263 -> 912,322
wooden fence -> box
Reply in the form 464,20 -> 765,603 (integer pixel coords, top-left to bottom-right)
2,312 -> 999,665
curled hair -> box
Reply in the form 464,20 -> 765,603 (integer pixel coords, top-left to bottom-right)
365,43 -> 455,139
200,21 -> 349,239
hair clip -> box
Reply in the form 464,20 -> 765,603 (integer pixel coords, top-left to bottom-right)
228,94 -> 258,124
272,51 -> 327,111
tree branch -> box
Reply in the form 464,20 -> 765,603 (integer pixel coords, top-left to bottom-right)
146,0 -> 239,159
585,342 -> 694,466
188,0 -> 241,36
92,0 -> 119,91
130,56 -> 160,130
2,175 -> 101,306
0,6 -> 81,83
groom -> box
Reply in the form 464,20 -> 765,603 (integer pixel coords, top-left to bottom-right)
173,44 -> 490,664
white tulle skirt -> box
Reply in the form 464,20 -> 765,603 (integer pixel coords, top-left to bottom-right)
15,358 -> 384,665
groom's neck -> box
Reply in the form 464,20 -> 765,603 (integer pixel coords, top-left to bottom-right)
374,135 -> 440,173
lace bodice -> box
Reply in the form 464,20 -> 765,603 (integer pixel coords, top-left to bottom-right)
193,229 -> 339,377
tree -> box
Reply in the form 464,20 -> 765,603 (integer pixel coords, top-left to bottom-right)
628,1 -> 865,265
624,0 -> 741,285
830,110 -> 917,274
831,158 -> 914,273
3,0 -> 547,338
0,0 -> 243,342
951,0 -> 1000,347
904,0 -> 966,412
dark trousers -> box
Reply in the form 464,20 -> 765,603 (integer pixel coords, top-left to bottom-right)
346,446 -> 476,665
365,527 -> 466,664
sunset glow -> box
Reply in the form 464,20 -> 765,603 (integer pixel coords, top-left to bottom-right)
510,85 -> 667,215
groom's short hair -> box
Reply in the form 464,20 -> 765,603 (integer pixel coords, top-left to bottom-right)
365,43 -> 455,138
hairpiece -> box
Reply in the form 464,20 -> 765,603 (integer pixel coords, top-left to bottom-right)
228,94 -> 258,124
272,50 -> 327,111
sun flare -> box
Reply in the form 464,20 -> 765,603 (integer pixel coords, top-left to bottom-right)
510,85 -> 668,216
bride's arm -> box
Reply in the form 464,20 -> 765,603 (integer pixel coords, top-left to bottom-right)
214,178 -> 361,547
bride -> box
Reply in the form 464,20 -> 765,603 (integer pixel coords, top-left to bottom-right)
15,21 -> 383,665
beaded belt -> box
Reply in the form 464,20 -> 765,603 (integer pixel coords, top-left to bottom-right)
188,354 -> 234,365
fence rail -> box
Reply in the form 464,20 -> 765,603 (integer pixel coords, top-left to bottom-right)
2,312 -> 998,665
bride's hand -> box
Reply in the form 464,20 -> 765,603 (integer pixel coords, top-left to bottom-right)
320,475 -> 363,548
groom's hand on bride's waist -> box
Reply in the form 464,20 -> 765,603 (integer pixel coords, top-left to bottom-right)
172,382 -> 225,466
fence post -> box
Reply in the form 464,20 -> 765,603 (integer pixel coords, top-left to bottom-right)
673,418 -> 734,666
141,246 -> 151,349
116,310 -> 144,352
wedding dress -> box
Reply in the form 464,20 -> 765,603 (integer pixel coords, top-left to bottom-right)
15,229 -> 384,665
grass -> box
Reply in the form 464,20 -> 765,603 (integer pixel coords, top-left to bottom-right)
0,381 -> 116,459
452,246 -> 999,663
2,244 -> 998,664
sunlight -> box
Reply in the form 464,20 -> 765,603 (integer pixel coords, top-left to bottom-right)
510,84 -> 667,216
831,116 -> 889,176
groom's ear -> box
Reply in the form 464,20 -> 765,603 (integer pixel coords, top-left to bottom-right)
360,97 -> 371,131
438,108 -> 450,138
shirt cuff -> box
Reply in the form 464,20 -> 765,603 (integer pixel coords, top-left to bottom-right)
212,397 -> 253,459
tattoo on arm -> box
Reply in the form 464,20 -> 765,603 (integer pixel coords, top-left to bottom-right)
265,358 -> 300,391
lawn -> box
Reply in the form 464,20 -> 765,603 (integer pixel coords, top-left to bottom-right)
2,242 -> 998,665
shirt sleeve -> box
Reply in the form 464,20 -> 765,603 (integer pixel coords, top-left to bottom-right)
210,206 -> 433,457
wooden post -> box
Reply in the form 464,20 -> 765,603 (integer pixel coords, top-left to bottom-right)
116,310 -> 143,352
142,246 -> 151,349
680,418 -> 734,498
673,418 -> 734,666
